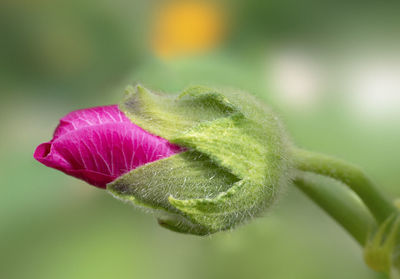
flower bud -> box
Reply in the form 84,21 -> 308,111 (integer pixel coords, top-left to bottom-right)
364,214 -> 400,278
108,85 -> 292,235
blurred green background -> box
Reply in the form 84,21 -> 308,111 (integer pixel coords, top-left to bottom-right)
1,0 -> 399,278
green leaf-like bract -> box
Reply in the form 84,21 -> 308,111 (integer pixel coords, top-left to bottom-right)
364,214 -> 400,279
107,85 -> 291,235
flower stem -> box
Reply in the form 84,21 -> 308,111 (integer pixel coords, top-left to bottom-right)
291,148 -> 397,224
294,171 -> 376,245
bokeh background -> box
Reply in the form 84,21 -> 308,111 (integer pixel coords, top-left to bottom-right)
1,0 -> 399,278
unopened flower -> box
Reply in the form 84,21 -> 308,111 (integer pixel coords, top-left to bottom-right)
34,85 -> 291,235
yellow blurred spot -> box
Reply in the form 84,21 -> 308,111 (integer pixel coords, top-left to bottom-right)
151,0 -> 226,59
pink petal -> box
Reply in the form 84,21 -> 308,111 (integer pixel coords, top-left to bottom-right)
34,105 -> 183,188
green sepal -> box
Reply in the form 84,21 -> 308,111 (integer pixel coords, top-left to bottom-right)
107,150 -> 238,211
173,113 -> 284,181
156,212 -> 210,236
168,178 -> 275,232
107,150 -> 240,234
120,85 -> 239,140
110,85 -> 291,234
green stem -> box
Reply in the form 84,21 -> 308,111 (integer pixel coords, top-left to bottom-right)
291,148 -> 396,224
294,171 -> 376,245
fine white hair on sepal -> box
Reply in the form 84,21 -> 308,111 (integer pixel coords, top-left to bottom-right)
108,85 -> 293,235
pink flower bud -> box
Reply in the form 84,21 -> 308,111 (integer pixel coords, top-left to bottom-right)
34,105 -> 183,188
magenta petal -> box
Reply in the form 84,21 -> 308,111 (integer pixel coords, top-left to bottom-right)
34,105 -> 183,188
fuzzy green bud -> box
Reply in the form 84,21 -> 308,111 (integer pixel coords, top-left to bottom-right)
107,85 -> 291,235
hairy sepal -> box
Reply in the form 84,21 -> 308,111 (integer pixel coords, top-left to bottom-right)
109,85 -> 291,234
